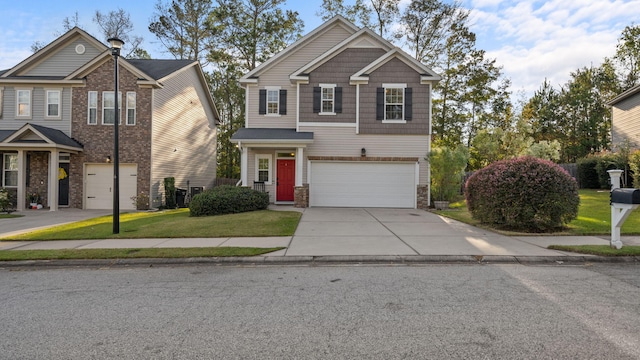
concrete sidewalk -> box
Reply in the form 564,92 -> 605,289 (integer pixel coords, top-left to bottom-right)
1,207 -> 639,263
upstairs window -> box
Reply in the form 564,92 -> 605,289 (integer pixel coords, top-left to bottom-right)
376,84 -> 412,123
259,88 -> 287,116
102,91 -> 122,125
16,89 -> 31,118
45,89 -> 61,119
126,92 -> 136,125
88,91 -> 97,124
313,85 -> 342,115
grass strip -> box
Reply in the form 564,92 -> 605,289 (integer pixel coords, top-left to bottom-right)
548,245 -> 640,256
0,247 -> 284,261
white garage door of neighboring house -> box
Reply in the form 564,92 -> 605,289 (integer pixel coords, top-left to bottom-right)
310,162 -> 416,208
85,164 -> 137,210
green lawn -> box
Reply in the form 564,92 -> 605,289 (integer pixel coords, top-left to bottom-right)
437,189 -> 640,236
2,209 -> 301,241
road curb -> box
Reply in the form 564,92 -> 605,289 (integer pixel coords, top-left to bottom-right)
1,255 -> 639,268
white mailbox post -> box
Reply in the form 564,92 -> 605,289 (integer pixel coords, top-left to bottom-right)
608,169 -> 639,249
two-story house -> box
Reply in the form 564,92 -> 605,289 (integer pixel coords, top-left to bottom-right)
610,83 -> 640,149
231,16 -> 440,209
0,27 -> 219,211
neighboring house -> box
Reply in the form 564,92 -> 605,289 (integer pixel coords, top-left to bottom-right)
231,16 -> 440,208
0,27 -> 219,211
610,83 -> 640,149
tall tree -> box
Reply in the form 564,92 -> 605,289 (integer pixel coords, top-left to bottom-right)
369,0 -> 400,38
94,8 -> 149,58
149,0 -> 215,64
614,24 -> 640,89
210,0 -> 304,72
316,0 -> 371,28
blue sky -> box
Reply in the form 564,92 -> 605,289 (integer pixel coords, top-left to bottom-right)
1,0 -> 638,99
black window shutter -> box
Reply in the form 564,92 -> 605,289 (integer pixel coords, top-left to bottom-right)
259,89 -> 266,115
313,87 -> 321,113
376,88 -> 384,120
405,88 -> 413,121
279,89 -> 287,115
335,87 -> 342,113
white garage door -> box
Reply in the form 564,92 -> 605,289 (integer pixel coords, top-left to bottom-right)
310,162 -> 416,208
85,164 -> 137,210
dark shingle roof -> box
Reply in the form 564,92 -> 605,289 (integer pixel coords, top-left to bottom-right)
231,128 -> 314,141
0,130 -> 12,142
126,59 -> 195,80
30,124 -> 83,148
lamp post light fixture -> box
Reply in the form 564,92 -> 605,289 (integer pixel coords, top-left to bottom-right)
108,37 -> 124,234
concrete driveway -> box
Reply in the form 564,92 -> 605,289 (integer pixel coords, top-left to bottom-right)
283,207 -> 617,257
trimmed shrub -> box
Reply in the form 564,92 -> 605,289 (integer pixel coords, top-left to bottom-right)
629,150 -> 640,188
576,157 -> 599,189
465,156 -> 579,232
189,185 -> 269,216
164,177 -> 176,209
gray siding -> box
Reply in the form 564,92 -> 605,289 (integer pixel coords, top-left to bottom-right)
359,58 -> 431,135
300,48 -> 386,123
23,39 -> 103,77
151,66 -> 217,207
612,94 -> 640,148
0,86 -> 71,134
247,25 -> 354,129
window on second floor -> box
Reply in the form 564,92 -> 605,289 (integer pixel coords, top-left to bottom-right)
16,89 -> 31,118
45,89 -> 61,119
102,91 -> 122,125
313,85 -> 342,115
258,88 -> 286,116
376,84 -> 412,123
88,91 -> 97,124
126,92 -> 136,125
3,153 -> 18,188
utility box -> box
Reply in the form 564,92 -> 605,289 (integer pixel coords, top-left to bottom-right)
610,188 -> 640,204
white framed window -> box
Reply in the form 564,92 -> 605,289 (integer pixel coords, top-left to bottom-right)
102,91 -> 122,125
255,154 -> 272,184
45,89 -> 61,119
321,84 -> 335,114
267,89 -> 279,115
88,91 -> 97,124
16,89 -> 31,118
126,92 -> 136,125
3,153 -> 18,187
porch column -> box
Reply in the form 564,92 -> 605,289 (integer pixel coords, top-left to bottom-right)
48,150 -> 60,211
295,147 -> 304,186
16,150 -> 25,211
240,144 -> 248,186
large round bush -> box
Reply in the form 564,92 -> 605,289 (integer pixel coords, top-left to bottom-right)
465,156 -> 579,232
189,185 -> 269,216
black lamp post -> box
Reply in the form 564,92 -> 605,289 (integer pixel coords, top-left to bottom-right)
108,37 -> 124,234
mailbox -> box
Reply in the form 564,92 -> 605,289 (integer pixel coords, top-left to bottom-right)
611,188 -> 640,204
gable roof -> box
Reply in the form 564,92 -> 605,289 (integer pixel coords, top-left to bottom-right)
608,83 -> 640,106
0,123 -> 83,152
350,48 -> 441,84
240,15 -> 359,84
127,59 -> 196,80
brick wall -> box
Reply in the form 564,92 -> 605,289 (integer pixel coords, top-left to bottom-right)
26,152 -> 49,208
70,60 -> 152,208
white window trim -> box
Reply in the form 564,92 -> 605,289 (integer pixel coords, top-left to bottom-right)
44,88 -> 62,119
2,153 -> 18,188
255,154 -> 273,185
16,88 -> 32,119
319,83 -> 336,115
88,91 -> 98,125
382,83 -> 407,124
265,86 -> 280,117
102,91 -> 122,125
126,92 -> 136,125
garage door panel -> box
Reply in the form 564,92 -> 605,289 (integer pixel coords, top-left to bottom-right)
310,162 -> 415,208
85,164 -> 137,210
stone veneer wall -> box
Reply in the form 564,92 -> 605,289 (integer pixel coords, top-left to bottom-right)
70,60 -> 152,208
294,184 -> 309,208
416,185 -> 429,210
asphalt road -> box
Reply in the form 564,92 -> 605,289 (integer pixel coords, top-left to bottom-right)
1,263 -> 639,359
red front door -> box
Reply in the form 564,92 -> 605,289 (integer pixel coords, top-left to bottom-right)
277,159 -> 295,202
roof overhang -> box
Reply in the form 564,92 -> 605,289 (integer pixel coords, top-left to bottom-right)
0,123 -> 83,153
608,83 -> 640,106
230,128 -> 314,147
